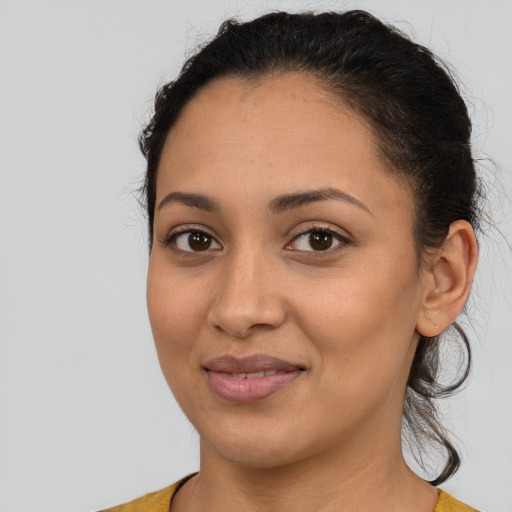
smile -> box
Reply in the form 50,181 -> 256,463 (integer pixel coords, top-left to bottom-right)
229,370 -> 280,378
204,355 -> 305,404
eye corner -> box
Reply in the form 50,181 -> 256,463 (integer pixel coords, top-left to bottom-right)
161,226 -> 222,255
285,225 -> 353,254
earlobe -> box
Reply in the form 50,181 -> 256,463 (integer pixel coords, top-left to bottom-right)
416,220 -> 479,338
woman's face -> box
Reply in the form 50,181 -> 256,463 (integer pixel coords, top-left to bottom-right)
147,74 -> 428,468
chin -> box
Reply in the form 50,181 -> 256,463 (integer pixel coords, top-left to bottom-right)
196,413 -> 324,470
208,437 -> 305,469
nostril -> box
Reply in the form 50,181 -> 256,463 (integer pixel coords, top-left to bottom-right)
251,323 -> 272,330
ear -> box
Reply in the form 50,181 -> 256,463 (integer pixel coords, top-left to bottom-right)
416,220 -> 479,338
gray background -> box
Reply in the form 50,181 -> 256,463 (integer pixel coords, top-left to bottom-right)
0,1 -> 511,511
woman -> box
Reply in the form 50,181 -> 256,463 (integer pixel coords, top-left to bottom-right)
103,10 -> 480,511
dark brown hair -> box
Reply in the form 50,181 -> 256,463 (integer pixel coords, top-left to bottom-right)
139,10 -> 481,485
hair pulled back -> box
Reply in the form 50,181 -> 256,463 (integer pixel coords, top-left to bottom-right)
140,10 -> 480,485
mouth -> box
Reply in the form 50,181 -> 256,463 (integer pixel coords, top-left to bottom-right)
203,354 -> 305,404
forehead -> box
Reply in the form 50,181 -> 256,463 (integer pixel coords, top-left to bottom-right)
165,73 -> 365,159
157,73 -> 413,219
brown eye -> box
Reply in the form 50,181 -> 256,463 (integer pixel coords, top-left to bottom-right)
188,232 -> 212,251
288,228 -> 348,253
309,232 -> 333,251
172,230 -> 221,252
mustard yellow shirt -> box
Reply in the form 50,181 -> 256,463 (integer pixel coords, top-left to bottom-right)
99,474 -> 479,512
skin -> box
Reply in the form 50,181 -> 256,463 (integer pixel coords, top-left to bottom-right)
146,73 -> 478,512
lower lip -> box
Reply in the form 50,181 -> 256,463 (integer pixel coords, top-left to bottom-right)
206,370 -> 303,404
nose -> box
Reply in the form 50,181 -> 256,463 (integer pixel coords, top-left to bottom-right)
207,250 -> 287,338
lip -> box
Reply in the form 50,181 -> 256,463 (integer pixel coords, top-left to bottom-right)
204,354 -> 304,373
204,354 -> 305,404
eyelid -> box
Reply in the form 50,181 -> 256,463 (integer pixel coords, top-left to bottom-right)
161,225 -> 222,254
159,223 -> 352,255
285,224 -> 353,253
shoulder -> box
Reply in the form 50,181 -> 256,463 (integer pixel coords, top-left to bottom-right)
98,474 -> 197,512
435,489 -> 480,512
98,479 -> 478,512
97,485 -> 177,512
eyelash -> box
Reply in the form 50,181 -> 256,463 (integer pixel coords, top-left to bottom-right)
163,226 -> 220,257
287,225 -> 352,255
163,225 -> 352,256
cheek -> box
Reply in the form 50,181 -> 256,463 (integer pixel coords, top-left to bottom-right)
292,260 -> 421,389
146,259 -> 209,384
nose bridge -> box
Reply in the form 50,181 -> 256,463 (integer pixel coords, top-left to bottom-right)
207,242 -> 286,337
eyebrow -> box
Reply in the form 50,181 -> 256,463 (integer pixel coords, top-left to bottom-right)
157,187 -> 372,216
158,191 -> 220,212
269,187 -> 373,215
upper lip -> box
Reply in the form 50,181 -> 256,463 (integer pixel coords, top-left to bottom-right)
203,354 -> 304,373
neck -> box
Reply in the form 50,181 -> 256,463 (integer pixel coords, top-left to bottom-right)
173,428 -> 437,512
